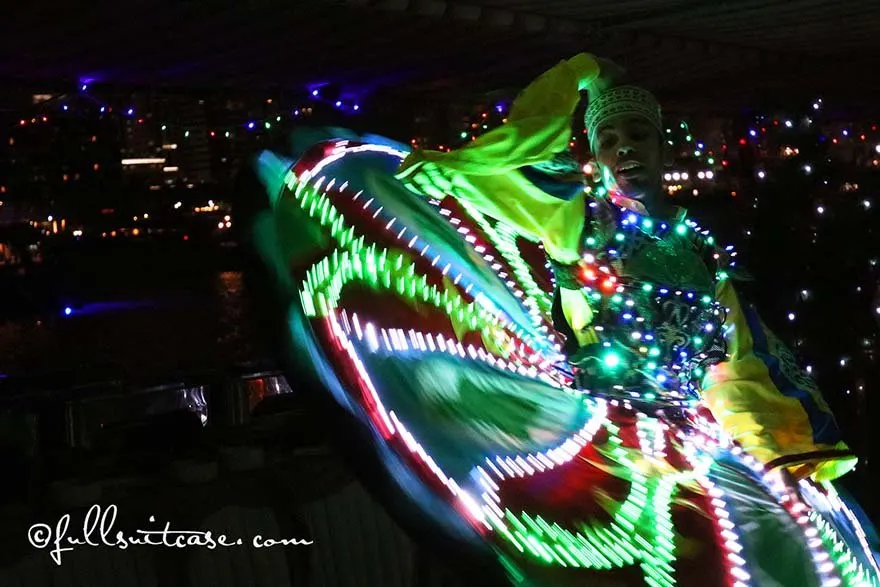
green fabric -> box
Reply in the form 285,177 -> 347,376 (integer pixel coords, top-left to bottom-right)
398,53 -> 599,178
624,235 -> 715,291
395,53 -> 600,264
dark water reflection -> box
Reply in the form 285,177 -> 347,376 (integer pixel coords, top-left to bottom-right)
0,249 -> 270,381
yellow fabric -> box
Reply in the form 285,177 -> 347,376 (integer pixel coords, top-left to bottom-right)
560,286 -> 598,347
702,280 -> 856,481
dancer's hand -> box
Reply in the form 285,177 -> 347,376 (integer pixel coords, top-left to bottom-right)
585,57 -> 627,94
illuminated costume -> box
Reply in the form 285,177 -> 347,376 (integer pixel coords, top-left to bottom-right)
248,53 -> 879,586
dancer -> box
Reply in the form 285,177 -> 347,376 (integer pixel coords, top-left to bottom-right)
248,53 -> 878,586
395,53 -> 855,483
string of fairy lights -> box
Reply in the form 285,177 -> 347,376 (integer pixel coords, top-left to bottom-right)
7,86 -> 879,188
442,100 -> 880,186
14,86 -> 339,139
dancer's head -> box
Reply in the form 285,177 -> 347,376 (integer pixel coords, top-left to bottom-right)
585,84 -> 671,215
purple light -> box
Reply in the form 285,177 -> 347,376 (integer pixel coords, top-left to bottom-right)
64,307 -> 72,316
749,129 -> 757,137
311,89 -> 319,97
127,108 -> 134,116
81,84 -> 88,91
335,100 -> 342,107
246,122 -> 255,129
100,106 -> 105,113
495,104 -> 504,113
62,105 -> 69,111
353,104 -> 359,111
294,110 -> 300,116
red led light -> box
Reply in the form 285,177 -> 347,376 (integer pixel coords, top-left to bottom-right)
600,277 -> 617,292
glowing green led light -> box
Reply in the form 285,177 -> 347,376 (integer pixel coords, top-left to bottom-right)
808,506 -> 873,586
648,348 -> 661,357
615,233 -> 625,242
693,337 -> 703,346
586,237 -> 597,246
642,219 -> 653,229
706,236 -> 715,245
611,294 -> 623,304
642,284 -> 653,292
603,352 -> 621,368
707,157 -> 715,164
459,201 -> 554,317
717,271 -> 729,280
701,295 -> 711,304
675,224 -> 687,235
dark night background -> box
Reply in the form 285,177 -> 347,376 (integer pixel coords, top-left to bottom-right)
0,1 -> 878,586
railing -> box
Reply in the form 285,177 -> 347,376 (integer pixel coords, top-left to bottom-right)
0,364 -> 295,458
0,367 -> 497,586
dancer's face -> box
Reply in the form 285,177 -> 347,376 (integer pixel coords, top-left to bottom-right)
593,115 -> 665,203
